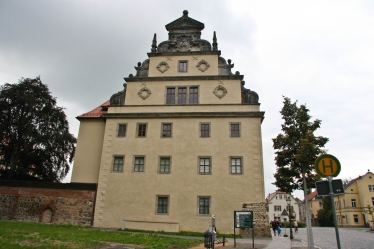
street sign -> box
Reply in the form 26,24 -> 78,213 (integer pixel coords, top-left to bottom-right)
316,179 -> 345,195
315,154 -> 341,177
234,211 -> 253,228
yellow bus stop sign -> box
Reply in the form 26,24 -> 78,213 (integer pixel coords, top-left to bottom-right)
315,154 -> 341,178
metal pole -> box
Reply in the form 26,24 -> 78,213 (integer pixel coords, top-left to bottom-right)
252,222 -> 254,248
328,176 -> 342,249
289,203 -> 293,239
303,168 -> 315,249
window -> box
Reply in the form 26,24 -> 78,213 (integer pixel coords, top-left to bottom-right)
353,214 -> 359,223
179,61 -> 187,72
112,156 -> 124,172
189,87 -> 198,104
137,123 -> 147,137
162,123 -> 172,137
133,156 -> 145,172
156,196 -> 169,214
284,195 -> 287,199
230,157 -> 242,174
372,197 -> 374,206
200,123 -> 210,137
198,197 -> 210,215
199,157 -> 211,174
178,87 -> 187,104
117,124 -> 127,137
369,185 -> 374,192
166,88 -> 175,104
230,123 -> 240,137
351,199 -> 356,208
274,205 -> 281,211
279,195 -> 282,200
165,86 -> 198,104
159,157 -> 171,174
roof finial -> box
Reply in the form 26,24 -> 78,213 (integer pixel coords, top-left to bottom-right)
151,33 -> 157,53
212,31 -> 218,51
183,10 -> 188,17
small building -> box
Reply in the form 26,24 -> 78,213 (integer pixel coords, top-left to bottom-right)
71,10 -> 266,234
266,191 -> 300,223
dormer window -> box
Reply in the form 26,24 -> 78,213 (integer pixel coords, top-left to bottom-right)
179,61 -> 188,72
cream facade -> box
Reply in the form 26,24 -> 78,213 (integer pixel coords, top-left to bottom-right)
302,190 -> 322,226
71,11 -> 265,234
333,171 -> 374,227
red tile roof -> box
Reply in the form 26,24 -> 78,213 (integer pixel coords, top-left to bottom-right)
76,100 -> 109,119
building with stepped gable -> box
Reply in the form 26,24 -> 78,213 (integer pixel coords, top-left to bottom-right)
71,10 -> 266,234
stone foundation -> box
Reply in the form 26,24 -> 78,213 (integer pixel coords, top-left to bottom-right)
241,202 -> 271,237
0,181 -> 97,226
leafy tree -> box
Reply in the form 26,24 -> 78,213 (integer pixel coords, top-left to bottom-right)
0,77 -> 76,182
272,96 -> 329,192
317,196 -> 334,226
272,96 -> 329,247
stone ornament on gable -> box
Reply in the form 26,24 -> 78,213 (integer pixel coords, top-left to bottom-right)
157,61 -> 170,73
197,60 -> 210,72
138,86 -> 151,99
213,85 -> 227,98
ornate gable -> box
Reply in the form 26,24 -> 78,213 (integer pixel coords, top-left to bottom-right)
165,10 -> 204,31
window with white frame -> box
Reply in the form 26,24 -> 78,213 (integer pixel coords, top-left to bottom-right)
353,214 -> 359,223
369,185 -> 374,192
279,195 -> 282,200
199,157 -> 211,174
351,199 -> 356,208
230,157 -> 242,174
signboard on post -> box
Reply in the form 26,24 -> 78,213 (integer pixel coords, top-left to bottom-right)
315,154 -> 341,178
314,154 -> 342,249
234,211 -> 253,228
234,211 -> 254,248
316,179 -> 345,195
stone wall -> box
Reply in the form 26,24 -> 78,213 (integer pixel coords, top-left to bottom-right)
0,181 -> 97,226
241,202 -> 271,237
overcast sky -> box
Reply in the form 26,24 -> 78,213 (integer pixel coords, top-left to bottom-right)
1,0 -> 373,200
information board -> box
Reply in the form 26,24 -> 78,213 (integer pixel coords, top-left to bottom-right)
234,211 -> 253,228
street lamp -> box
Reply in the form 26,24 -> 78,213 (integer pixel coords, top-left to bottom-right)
286,197 -> 294,239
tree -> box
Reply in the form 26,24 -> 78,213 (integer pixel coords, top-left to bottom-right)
272,96 -> 329,248
317,196 -> 334,227
0,77 -> 76,182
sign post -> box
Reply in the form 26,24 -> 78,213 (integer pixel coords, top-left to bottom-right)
234,211 -> 253,248
314,154 -> 342,249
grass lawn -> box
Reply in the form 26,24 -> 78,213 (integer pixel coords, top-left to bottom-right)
0,220 -> 203,249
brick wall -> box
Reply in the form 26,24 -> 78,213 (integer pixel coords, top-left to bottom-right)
0,181 -> 96,226
241,202 -> 271,237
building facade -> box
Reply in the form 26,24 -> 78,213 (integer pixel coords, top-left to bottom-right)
71,10 -> 265,234
266,191 -> 300,223
333,170 -> 374,227
302,190 -> 322,226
